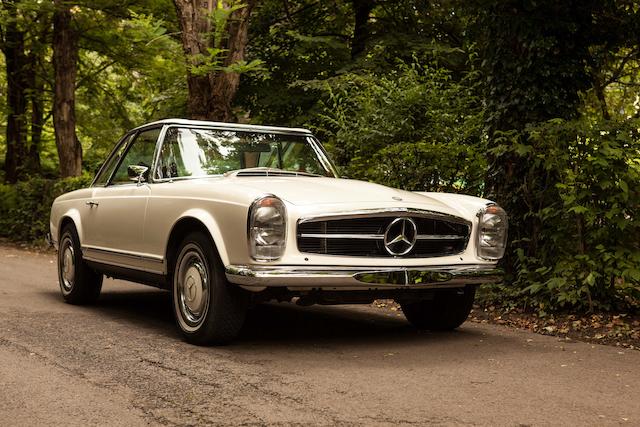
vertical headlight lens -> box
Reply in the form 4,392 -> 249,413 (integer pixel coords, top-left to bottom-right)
248,196 -> 287,261
477,205 -> 508,260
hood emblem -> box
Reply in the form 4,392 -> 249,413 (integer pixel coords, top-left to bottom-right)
392,196 -> 403,201
383,218 -> 417,256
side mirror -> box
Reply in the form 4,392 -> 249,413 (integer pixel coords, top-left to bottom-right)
128,164 -> 149,185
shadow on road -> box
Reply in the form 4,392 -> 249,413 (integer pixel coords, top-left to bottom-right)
39,281 -> 484,348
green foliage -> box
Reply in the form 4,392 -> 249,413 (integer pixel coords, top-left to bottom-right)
490,118 -> 640,311
473,0 -> 640,313
0,175 -> 92,242
237,1 -> 353,125
187,1 -> 266,79
0,0 -> 638,316
0,0 -> 186,179
312,63 -> 485,193
76,6 -> 186,172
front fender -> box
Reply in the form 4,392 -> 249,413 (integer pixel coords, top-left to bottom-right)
51,207 -> 84,250
175,208 -> 231,266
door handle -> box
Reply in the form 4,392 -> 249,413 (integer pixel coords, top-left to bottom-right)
85,201 -> 99,207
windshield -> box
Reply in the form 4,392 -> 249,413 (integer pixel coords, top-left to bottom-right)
155,127 -> 337,180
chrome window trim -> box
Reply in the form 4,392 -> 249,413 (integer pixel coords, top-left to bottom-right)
151,125 -> 338,181
307,136 -> 339,178
150,124 -> 170,183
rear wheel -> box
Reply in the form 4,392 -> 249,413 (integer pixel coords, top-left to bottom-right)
58,225 -> 103,304
398,287 -> 476,331
172,232 -> 248,345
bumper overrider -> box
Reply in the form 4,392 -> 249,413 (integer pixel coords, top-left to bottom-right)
225,264 -> 503,290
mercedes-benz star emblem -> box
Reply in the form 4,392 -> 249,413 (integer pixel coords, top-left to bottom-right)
383,218 -> 417,256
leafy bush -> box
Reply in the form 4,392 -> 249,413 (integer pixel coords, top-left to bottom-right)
0,175 -> 92,242
311,63 -> 486,194
489,118 -> 640,312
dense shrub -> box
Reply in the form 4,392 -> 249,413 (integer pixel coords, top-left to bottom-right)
488,118 -> 640,312
312,63 -> 486,194
313,62 -> 639,312
0,175 -> 92,242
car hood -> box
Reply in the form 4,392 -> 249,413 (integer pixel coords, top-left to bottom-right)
222,175 -> 477,218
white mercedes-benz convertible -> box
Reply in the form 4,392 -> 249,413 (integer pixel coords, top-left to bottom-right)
50,119 -> 507,344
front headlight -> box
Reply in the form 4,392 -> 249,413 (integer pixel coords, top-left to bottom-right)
248,195 -> 287,261
477,205 -> 508,260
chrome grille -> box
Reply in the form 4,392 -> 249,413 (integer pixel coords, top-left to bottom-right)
297,214 -> 470,257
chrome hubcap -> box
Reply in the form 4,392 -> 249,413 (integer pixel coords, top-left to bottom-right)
176,247 -> 209,328
60,237 -> 75,294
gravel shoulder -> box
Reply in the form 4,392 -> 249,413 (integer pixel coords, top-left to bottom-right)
1,245 -> 639,426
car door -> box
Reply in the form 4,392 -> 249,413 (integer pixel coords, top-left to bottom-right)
82,128 -> 162,273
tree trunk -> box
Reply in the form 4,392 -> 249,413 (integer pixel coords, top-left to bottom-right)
2,2 -> 28,183
351,0 -> 374,59
26,47 -> 43,174
53,0 -> 82,177
210,1 -> 256,122
173,0 -> 256,122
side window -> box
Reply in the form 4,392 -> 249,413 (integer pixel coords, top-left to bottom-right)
110,128 -> 160,185
93,134 -> 134,186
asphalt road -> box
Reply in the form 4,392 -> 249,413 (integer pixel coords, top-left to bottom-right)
0,245 -> 638,426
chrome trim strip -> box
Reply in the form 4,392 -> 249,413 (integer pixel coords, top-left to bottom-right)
416,235 -> 467,241
82,245 -> 164,262
82,246 -> 166,274
297,208 -> 471,226
82,246 -> 165,274
83,257 -> 165,275
298,233 -> 467,241
299,233 -> 383,240
225,264 -> 502,289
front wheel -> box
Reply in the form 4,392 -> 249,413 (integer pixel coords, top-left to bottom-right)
398,286 -> 476,331
58,225 -> 103,304
172,232 -> 248,345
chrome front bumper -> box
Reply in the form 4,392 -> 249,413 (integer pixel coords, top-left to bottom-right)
225,264 -> 503,290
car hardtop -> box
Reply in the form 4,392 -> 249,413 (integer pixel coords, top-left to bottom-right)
130,118 -> 314,137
